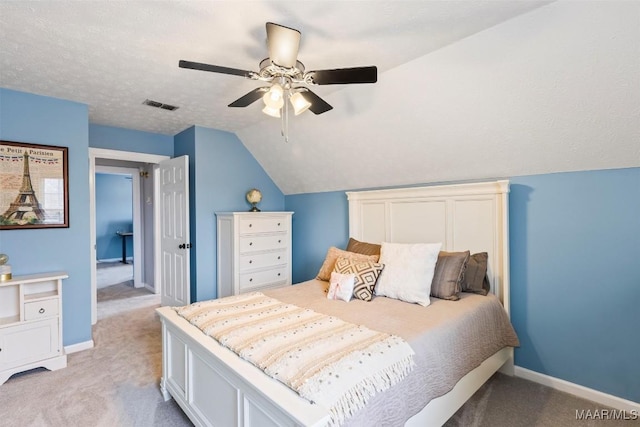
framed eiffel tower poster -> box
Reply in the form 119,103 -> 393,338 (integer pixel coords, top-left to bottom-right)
0,141 -> 69,229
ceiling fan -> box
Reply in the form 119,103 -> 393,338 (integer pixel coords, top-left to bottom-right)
179,22 -> 377,141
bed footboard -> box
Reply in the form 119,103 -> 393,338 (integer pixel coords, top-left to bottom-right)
157,306 -> 330,427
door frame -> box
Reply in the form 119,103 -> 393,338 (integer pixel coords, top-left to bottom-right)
89,148 -> 170,325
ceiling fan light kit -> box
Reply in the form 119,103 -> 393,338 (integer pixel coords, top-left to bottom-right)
179,22 -> 377,142
289,92 -> 312,116
262,105 -> 281,118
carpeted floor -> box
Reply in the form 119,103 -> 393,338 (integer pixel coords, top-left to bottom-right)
0,282 -> 630,426
96,260 -> 134,289
0,281 -> 191,426
443,372 -> 633,427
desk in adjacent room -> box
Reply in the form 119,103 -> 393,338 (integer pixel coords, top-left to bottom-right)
116,231 -> 133,264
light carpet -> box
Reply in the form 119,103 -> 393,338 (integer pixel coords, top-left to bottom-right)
97,261 -> 134,289
0,282 -> 191,427
0,283 -> 629,426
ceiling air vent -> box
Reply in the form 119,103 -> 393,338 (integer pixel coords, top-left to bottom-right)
143,99 -> 179,111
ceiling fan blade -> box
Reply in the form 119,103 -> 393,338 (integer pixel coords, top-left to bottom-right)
228,87 -> 270,107
308,66 -> 377,85
300,89 -> 333,115
266,22 -> 301,69
179,60 -> 253,78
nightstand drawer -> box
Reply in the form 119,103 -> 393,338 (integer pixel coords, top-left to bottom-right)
239,267 -> 288,290
24,298 -> 59,321
239,251 -> 286,271
239,217 -> 288,234
239,235 -> 288,253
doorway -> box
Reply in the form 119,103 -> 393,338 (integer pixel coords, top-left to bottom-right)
95,166 -> 138,291
89,148 -> 170,325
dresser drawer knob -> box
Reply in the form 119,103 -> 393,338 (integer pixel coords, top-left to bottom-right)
249,242 -> 253,246
278,240 -> 281,243
249,260 -> 253,264
277,273 -> 281,277
39,308 -> 45,314
249,278 -> 253,282
249,223 -> 253,227
277,223 -> 281,226
277,256 -> 281,260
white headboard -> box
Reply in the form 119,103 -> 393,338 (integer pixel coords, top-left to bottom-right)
346,180 -> 510,316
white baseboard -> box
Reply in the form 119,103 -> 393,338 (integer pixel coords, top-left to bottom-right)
514,366 -> 640,412
64,339 -> 95,354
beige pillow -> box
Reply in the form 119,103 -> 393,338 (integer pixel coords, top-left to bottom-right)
316,247 -> 379,281
346,237 -> 381,256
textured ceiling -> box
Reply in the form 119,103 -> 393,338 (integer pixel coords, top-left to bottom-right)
2,1 -> 637,195
0,1 -> 549,135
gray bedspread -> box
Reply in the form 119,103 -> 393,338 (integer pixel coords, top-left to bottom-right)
265,279 -> 519,426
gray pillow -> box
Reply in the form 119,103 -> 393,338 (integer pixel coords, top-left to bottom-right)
346,237 -> 381,256
430,251 -> 470,300
462,252 -> 490,296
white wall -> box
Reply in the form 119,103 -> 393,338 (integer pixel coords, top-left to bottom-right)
237,1 -> 640,194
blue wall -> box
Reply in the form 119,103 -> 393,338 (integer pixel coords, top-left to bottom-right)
285,190 -> 349,283
89,123 -> 173,156
95,173 -> 133,260
0,88 -> 92,346
284,167 -> 640,403
509,168 -> 640,403
175,126 -> 285,302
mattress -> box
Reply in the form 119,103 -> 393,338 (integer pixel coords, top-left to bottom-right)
264,279 -> 519,426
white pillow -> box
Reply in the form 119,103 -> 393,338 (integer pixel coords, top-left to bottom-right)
375,242 -> 442,306
327,272 -> 356,302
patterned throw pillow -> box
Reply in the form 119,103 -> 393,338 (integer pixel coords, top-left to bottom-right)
316,247 -> 379,281
333,257 -> 385,301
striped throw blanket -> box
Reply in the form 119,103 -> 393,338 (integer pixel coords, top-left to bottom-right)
175,292 -> 415,426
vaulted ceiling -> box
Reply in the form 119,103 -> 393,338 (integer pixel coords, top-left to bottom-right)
1,1 -> 638,194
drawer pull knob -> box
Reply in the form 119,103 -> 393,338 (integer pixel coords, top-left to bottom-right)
39,308 -> 45,314
277,256 -> 281,260
249,223 -> 252,227
278,240 -> 281,243
249,260 -> 253,264
277,273 -> 281,276
249,278 -> 253,282
249,242 -> 253,246
278,223 -> 281,226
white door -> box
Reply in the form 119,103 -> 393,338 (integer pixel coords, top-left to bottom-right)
160,155 -> 190,307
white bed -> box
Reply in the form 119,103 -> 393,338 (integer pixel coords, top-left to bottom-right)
156,180 -> 513,426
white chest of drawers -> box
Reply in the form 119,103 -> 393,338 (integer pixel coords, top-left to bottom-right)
0,271 -> 68,385
216,212 -> 293,298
